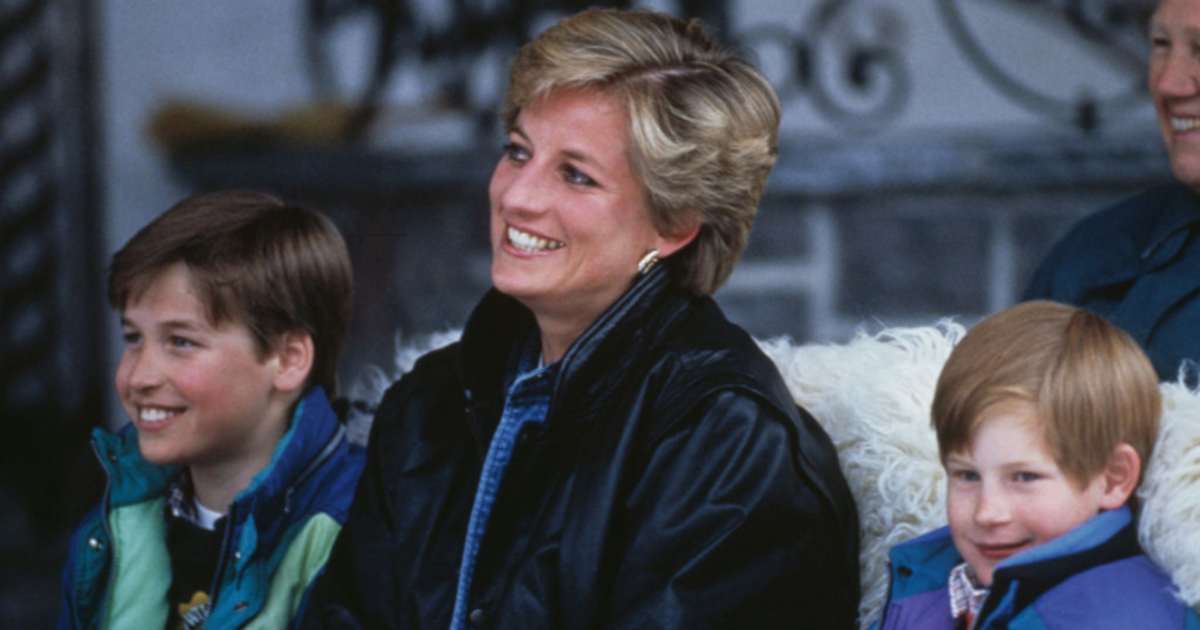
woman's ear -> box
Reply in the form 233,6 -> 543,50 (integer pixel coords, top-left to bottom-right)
1097,442 -> 1141,510
271,331 -> 315,394
654,220 -> 701,258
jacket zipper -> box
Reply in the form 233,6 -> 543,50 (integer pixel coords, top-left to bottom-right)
284,424 -> 346,514
205,422 -> 346,617
206,502 -> 237,615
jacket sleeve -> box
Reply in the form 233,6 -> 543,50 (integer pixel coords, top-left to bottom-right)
603,389 -> 859,630
57,522 -> 83,630
57,505 -> 106,630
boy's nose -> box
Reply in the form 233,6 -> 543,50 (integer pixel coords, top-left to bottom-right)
973,487 -> 1012,526
121,348 -> 163,390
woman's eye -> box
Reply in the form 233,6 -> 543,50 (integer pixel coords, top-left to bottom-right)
121,331 -> 141,346
1151,35 -> 1170,49
502,141 -> 530,163
562,164 -> 597,187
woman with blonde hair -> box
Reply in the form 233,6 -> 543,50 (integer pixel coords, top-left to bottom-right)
306,8 -> 859,628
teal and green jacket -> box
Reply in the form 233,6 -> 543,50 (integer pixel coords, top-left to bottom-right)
58,386 -> 365,629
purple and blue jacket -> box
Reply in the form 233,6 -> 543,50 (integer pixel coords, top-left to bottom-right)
875,507 -> 1199,630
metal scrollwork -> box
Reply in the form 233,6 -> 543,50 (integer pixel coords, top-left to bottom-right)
305,0 -> 691,142
307,0 -> 906,139
936,0 -> 1152,132
738,1 -> 911,134
304,0 -> 1152,139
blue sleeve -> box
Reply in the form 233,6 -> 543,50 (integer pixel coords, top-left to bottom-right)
57,505 -> 104,630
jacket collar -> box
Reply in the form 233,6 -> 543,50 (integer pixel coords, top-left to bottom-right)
458,265 -> 683,435
888,508 -> 1140,625
94,386 -> 345,533
1139,183 -> 1200,271
977,507 -> 1139,625
1066,183 -> 1200,292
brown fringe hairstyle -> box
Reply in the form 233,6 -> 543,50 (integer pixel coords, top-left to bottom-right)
932,300 -> 1161,489
501,8 -> 781,295
108,190 -> 354,397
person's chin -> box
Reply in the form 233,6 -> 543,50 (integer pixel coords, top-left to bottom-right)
136,439 -> 182,467
491,272 -> 546,303
1171,156 -> 1200,192
965,558 -> 997,587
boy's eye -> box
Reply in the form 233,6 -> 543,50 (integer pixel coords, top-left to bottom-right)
168,336 -> 197,349
1012,471 -> 1041,483
121,331 -> 141,345
950,469 -> 979,482
562,164 -> 597,187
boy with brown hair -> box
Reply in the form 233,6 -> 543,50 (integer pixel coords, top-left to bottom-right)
876,300 -> 1196,629
58,191 -> 365,629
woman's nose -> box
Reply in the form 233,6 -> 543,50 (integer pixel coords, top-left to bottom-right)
497,162 -> 550,217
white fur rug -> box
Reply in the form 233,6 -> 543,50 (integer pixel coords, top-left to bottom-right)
759,324 -> 961,627
358,324 -> 1200,627
1139,382 -> 1200,607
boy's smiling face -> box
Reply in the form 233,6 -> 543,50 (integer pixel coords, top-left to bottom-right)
115,262 -> 289,479
944,400 -> 1111,586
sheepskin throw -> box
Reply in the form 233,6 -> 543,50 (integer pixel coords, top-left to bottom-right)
759,324 -> 962,627
1139,381 -> 1200,607
360,324 -> 1200,628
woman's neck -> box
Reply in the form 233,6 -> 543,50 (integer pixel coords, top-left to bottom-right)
534,312 -> 587,364
524,276 -> 644,364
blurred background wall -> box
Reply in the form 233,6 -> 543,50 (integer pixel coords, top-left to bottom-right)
1,0 -> 1166,624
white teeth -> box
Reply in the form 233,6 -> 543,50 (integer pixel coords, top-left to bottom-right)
507,226 -> 564,252
1171,116 -> 1200,132
139,407 -> 179,423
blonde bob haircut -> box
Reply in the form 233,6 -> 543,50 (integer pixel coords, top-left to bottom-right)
501,8 -> 781,295
932,300 -> 1161,489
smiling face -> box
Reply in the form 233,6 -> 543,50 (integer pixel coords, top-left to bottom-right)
115,262 -> 290,479
489,88 -> 690,349
1150,0 -> 1200,189
944,400 -> 1110,586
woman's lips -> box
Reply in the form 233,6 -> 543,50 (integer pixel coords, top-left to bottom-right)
506,224 -> 565,253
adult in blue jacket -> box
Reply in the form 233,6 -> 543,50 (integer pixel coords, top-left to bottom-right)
1025,0 -> 1200,382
